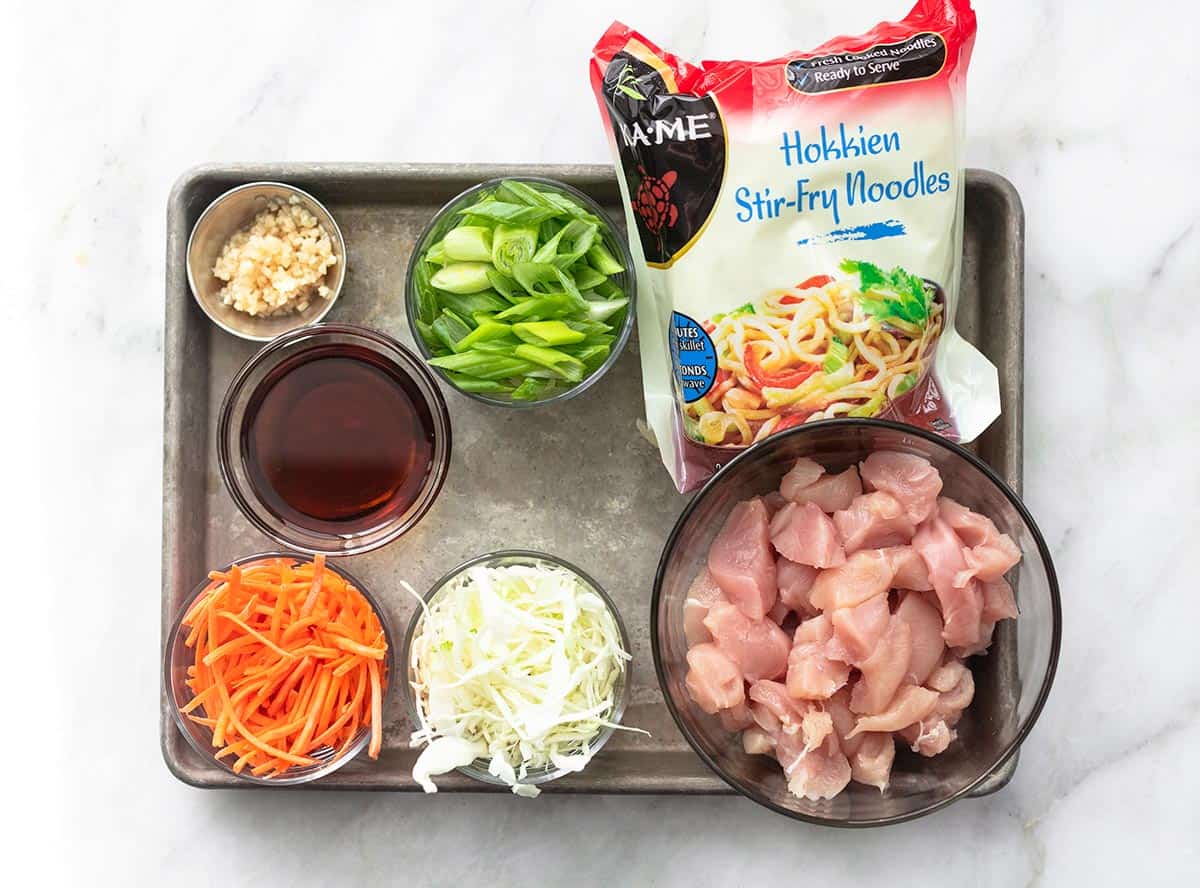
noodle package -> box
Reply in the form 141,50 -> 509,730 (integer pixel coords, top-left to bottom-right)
590,0 -> 999,491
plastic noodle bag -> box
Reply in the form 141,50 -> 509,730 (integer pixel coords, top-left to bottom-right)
590,0 -> 999,492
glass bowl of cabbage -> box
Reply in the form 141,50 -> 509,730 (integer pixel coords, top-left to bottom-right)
401,549 -> 635,796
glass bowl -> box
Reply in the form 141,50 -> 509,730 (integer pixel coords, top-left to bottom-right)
401,550 -> 632,789
404,176 -> 637,408
217,323 -> 452,556
163,552 -> 396,786
652,418 -> 1061,826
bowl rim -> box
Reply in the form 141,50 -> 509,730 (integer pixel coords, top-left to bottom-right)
163,551 -> 396,786
216,322 -> 452,556
400,548 -> 633,788
186,180 -> 347,342
650,417 -> 1062,827
403,175 -> 637,409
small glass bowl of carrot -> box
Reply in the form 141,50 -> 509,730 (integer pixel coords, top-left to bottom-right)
164,552 -> 394,785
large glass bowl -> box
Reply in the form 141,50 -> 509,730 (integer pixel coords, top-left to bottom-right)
217,323 -> 452,556
402,550 -> 632,789
404,177 -> 636,408
163,552 -> 395,786
652,419 -> 1061,826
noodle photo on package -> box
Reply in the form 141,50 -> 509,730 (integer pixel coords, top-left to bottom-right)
683,260 -> 943,447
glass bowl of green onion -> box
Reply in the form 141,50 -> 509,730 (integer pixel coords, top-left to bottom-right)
404,177 -> 636,406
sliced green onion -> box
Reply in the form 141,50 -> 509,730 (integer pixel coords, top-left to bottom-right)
428,352 -> 539,380
430,262 -> 493,295
456,320 -> 513,351
431,310 -> 472,353
586,242 -> 624,275
513,344 -> 586,383
441,226 -> 493,262
444,372 -> 516,395
512,320 -> 587,347
491,225 -> 539,276
823,339 -> 850,373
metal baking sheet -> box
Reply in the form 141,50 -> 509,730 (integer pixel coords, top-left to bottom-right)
161,164 -> 1024,793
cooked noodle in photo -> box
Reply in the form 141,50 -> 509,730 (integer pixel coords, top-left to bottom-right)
685,260 -> 943,447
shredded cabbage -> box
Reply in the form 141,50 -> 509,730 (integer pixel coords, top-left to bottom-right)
406,563 -> 639,797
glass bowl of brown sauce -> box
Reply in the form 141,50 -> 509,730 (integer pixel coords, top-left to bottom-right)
218,324 -> 452,555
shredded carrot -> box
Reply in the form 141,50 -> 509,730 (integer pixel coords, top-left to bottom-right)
179,555 -> 387,778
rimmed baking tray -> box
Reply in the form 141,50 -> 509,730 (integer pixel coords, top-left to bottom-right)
162,164 -> 1024,793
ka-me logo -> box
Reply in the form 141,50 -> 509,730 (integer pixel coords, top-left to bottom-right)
618,113 -> 715,148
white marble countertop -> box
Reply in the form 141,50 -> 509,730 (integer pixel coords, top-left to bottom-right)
13,0 -> 1199,884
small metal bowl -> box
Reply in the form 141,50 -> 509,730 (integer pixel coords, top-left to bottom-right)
164,552 -> 395,786
402,550 -> 632,790
186,182 -> 346,341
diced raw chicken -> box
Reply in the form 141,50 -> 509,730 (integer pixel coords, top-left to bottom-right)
703,602 -> 790,682
762,491 -> 788,517
779,732 -> 852,801
786,619 -> 851,700
824,689 -> 863,756
898,717 -> 954,756
683,568 -> 726,647
882,546 -> 934,591
748,679 -> 808,730
849,731 -> 896,791
894,590 -> 944,685
958,535 -> 1021,585
742,727 -> 775,755
809,549 -> 894,611
719,700 -> 756,732
750,700 -> 781,735
833,492 -> 916,554
779,457 -> 825,497
912,517 -> 983,648
801,707 -> 834,752
927,658 -> 967,693
981,578 -> 1019,622
685,643 -> 745,714
776,557 -> 819,616
850,617 -> 912,714
848,685 -> 939,737
859,451 -> 942,524
939,497 -> 1021,585
767,599 -> 791,626
929,660 -> 975,726
783,464 -> 864,514
770,501 -> 846,568
937,497 -> 996,547
829,593 -> 891,663
707,497 -> 778,621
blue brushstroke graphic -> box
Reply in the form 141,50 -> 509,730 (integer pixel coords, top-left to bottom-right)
796,219 -> 906,246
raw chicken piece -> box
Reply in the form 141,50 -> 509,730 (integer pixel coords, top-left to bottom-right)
830,593 -> 891,663
747,679 -> 817,737
859,451 -> 942,524
899,717 -> 954,756
776,557 -> 819,616
809,549 -> 894,611
912,517 -> 983,648
719,701 -> 756,732
779,457 -> 825,497
786,620 -> 851,700
958,535 -> 1021,585
894,590 -> 944,685
685,643 -> 745,714
937,497 -> 996,547
767,599 -> 791,626
750,700 -> 781,735
951,578 -> 1019,656
742,727 -> 775,755
939,497 -> 1021,586
770,501 -> 846,568
824,689 -> 864,756
850,617 -> 912,714
801,707 -> 834,752
779,731 -> 852,801
927,658 -> 968,693
683,568 -> 726,647
703,601 -> 790,682
783,464 -> 864,513
762,491 -> 788,517
707,497 -> 778,621
833,492 -> 916,554
882,546 -> 934,591
849,731 -> 896,791
847,685 -> 939,737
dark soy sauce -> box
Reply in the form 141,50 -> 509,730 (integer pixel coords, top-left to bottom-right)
242,345 -> 435,532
